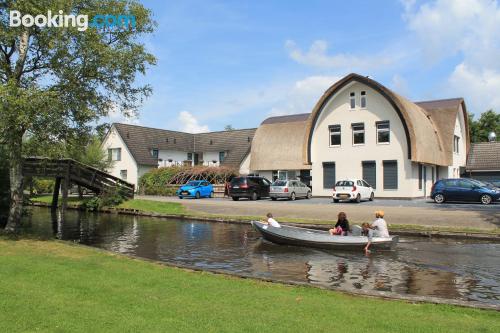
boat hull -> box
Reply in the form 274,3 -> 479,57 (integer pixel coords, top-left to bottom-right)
252,221 -> 398,251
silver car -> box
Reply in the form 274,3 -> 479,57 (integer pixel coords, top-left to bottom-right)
270,180 -> 312,201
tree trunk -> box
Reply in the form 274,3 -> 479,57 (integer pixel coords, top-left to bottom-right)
4,136 -> 24,232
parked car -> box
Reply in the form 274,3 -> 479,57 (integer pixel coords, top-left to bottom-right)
332,179 -> 374,203
270,180 -> 312,201
229,176 -> 271,201
490,180 -> 500,188
177,180 -> 214,199
430,178 -> 500,205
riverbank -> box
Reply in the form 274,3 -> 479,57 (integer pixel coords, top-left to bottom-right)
30,196 -> 500,239
0,238 -> 498,332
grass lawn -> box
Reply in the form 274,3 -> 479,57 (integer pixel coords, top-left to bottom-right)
0,239 -> 498,333
118,199 -> 187,214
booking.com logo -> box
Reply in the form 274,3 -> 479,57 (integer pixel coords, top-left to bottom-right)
9,10 -> 136,31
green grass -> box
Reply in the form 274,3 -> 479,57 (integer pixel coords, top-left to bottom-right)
0,239 -> 498,333
30,195 -> 83,206
118,199 -> 187,214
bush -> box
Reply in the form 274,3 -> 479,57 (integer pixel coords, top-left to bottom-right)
139,166 -> 238,196
32,178 -> 55,195
81,186 -> 127,211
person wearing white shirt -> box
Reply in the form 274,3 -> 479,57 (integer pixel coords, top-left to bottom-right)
265,212 -> 281,228
371,211 -> 389,238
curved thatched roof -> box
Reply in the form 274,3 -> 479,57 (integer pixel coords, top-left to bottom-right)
302,73 -> 466,166
250,114 -> 312,170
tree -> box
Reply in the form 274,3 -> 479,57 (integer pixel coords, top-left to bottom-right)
0,0 -> 156,231
224,125 -> 235,131
468,110 -> 500,143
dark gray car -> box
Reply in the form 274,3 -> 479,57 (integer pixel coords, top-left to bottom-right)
270,180 -> 312,201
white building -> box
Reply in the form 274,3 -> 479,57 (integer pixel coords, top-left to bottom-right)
101,123 -> 256,188
247,73 -> 469,198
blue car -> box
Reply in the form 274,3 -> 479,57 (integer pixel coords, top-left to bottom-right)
177,180 -> 214,199
431,178 -> 500,205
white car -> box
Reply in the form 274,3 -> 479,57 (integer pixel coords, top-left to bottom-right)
332,179 -> 374,203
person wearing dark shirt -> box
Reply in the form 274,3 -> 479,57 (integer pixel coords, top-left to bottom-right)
329,212 -> 350,236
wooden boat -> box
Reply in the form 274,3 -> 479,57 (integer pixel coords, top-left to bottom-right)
251,221 -> 398,251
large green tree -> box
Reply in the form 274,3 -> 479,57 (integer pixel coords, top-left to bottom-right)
0,0 -> 156,231
468,110 -> 500,143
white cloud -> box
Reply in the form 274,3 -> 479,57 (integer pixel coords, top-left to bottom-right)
448,64 -> 500,113
405,0 -> 500,112
285,39 -> 399,72
177,111 -> 209,133
107,102 -> 140,124
268,75 -> 341,116
390,74 -> 409,97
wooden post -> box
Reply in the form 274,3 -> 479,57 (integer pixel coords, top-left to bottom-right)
52,177 -> 61,211
61,177 -> 69,214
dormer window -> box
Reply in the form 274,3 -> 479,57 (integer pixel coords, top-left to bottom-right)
174,138 -> 176,144
210,140 -> 213,145
151,149 -> 159,158
350,92 -> 356,109
165,138 -> 169,143
360,91 -> 367,108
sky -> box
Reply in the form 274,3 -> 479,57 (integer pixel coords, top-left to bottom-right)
112,0 -> 500,133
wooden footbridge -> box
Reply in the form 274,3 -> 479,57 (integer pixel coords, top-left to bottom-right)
23,157 -> 134,211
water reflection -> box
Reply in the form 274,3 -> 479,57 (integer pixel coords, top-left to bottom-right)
20,207 -> 500,306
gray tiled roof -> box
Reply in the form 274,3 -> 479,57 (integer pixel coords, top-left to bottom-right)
113,123 -> 256,167
466,142 -> 500,171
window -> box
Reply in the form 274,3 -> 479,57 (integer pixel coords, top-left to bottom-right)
323,162 -> 336,189
329,125 -> 341,146
120,170 -> 127,180
219,151 -> 225,162
383,160 -> 398,190
360,91 -> 367,108
210,140 -> 213,145
352,123 -> 365,145
151,149 -> 159,158
453,135 -> 460,153
349,92 -> 356,109
418,164 -> 423,190
108,148 -> 121,161
187,153 -> 193,161
376,121 -> 390,144
362,160 -> 376,189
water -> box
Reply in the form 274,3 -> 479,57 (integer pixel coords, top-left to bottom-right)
20,207 -> 500,306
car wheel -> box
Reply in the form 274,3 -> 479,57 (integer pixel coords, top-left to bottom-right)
369,192 -> 374,201
232,196 -> 239,201
195,192 -> 200,199
480,194 -> 492,205
434,193 -> 445,204
210,191 -> 214,198
271,197 -> 277,201
333,199 -> 339,203
178,196 -> 183,199
251,192 -> 258,201
355,194 -> 361,203
307,191 -> 312,199
290,192 -> 296,201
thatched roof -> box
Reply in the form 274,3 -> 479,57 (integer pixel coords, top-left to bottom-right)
466,142 -> 500,171
250,114 -> 312,171
112,123 -> 256,167
302,73 -> 468,166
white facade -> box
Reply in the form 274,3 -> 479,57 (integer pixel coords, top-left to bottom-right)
310,82 -> 437,198
101,126 -> 140,186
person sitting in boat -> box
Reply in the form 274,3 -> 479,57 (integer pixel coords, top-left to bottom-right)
361,222 -> 374,254
264,212 -> 281,228
329,212 -> 350,236
371,210 -> 390,238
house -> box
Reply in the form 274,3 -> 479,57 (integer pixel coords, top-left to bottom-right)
465,142 -> 500,182
101,123 -> 256,187
247,73 -> 470,198
103,73 -> 472,198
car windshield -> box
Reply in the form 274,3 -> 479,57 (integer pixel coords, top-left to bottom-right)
231,177 -> 246,185
336,181 -> 354,186
272,180 -> 287,186
491,181 -> 500,187
186,181 -> 202,186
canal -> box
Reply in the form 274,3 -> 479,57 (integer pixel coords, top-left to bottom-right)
21,207 -> 500,306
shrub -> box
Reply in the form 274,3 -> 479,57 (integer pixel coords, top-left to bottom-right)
81,186 -> 127,211
138,166 -> 238,196
32,178 -> 55,195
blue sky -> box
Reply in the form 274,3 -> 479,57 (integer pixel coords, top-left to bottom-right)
117,0 -> 500,132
